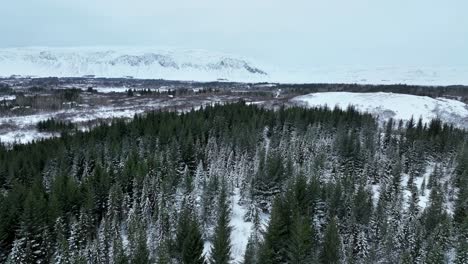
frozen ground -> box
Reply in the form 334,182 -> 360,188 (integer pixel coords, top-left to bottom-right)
0,93 -> 262,145
203,188 -> 269,263
0,95 -> 16,101
292,92 -> 468,128
0,130 -> 57,144
0,104 -> 152,144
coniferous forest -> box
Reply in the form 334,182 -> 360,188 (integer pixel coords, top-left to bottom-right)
0,102 -> 467,263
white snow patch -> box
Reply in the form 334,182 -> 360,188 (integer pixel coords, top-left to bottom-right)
292,92 -> 468,128
245,101 -> 264,106
230,188 -> 253,263
414,167 -> 432,209
203,188 -> 270,263
0,130 -> 57,144
371,184 -> 381,207
0,95 -> 16,101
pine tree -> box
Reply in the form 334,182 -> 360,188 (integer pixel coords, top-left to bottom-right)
320,217 -> 341,264
243,209 -> 262,264
425,242 -> 444,264
243,236 -> 257,264
176,205 -> 205,264
54,217 -> 70,264
10,186 -> 50,263
182,219 -> 205,264
210,181 -> 232,264
353,229 -> 369,263
287,214 -> 315,264
131,231 -> 149,264
156,239 -> 171,264
455,234 -> 468,264
113,234 -> 128,264
258,196 -> 291,264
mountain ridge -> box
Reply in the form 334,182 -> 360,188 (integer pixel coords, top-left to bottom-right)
1,47 -> 468,85
0,47 -> 267,81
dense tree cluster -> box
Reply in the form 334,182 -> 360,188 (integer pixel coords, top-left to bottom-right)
0,102 -> 466,263
37,118 -> 76,133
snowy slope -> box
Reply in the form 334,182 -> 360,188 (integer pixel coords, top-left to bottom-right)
292,92 -> 468,128
0,47 -> 267,82
1,47 -> 468,85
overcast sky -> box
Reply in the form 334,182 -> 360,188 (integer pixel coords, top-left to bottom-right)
1,0 -> 467,67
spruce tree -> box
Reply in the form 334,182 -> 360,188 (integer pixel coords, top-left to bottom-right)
287,214 -> 315,264
132,231 -> 149,264
455,233 -> 468,264
210,181 -> 232,264
320,217 -> 341,264
182,219 -> 205,264
176,204 -> 205,264
259,196 -> 291,264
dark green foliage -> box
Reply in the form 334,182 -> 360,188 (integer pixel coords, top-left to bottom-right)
259,196 -> 291,264
210,182 -> 232,264
37,118 -> 75,132
320,217 -> 341,264
0,102 -> 465,263
181,220 -> 205,264
132,233 -> 149,264
288,214 -> 315,264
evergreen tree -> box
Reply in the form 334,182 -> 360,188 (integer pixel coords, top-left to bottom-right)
259,196 -> 291,264
181,219 -> 205,264
131,231 -> 149,264
320,217 -> 341,264
287,214 -> 315,263
176,205 -> 205,264
113,234 -> 128,264
210,181 -> 232,264
455,232 -> 468,264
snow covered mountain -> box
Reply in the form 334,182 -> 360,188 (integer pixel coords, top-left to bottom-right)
0,47 -> 267,81
1,47 -> 468,85
292,92 -> 468,128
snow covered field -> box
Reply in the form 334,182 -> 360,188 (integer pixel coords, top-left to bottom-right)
0,94 -> 245,145
292,92 -> 468,128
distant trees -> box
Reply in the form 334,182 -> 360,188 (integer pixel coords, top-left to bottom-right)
37,118 -> 75,132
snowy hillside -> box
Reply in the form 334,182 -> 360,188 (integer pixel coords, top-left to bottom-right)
292,92 -> 468,128
1,47 -> 468,85
0,47 -> 267,82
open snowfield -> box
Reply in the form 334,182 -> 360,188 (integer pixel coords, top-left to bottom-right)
0,91 -> 257,145
292,92 -> 468,128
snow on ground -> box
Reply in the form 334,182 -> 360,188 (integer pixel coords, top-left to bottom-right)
0,105 -> 147,128
0,130 -> 57,144
400,163 -> 453,215
292,92 -> 468,128
203,188 -> 270,263
230,188 -> 253,263
414,166 -> 433,210
0,103 -> 161,145
89,87 -> 165,94
0,95 -> 16,101
0,95 -> 235,145
370,184 -> 381,207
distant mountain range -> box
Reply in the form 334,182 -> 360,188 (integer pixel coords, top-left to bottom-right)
0,47 -> 267,82
0,47 -> 467,85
